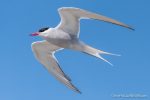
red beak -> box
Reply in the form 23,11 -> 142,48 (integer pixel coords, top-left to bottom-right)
30,32 -> 39,36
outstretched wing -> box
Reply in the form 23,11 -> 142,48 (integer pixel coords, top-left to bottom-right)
31,40 -> 81,93
56,7 -> 133,37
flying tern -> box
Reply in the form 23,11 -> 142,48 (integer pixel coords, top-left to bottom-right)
31,7 -> 133,93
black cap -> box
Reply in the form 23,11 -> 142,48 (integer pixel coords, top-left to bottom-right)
38,27 -> 49,32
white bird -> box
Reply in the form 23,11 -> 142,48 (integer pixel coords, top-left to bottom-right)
31,7 -> 133,93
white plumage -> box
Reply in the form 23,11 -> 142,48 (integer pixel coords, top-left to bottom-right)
31,7 -> 133,93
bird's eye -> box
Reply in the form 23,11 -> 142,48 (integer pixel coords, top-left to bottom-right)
38,27 -> 49,32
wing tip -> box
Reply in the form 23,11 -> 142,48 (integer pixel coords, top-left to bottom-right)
74,88 -> 82,94
69,82 -> 82,94
117,23 -> 135,31
77,90 -> 82,94
127,26 -> 135,31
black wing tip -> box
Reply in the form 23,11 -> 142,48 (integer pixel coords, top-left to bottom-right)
120,24 -> 135,31
128,26 -> 135,31
75,89 -> 82,94
71,83 -> 82,94
73,87 -> 82,94
123,24 -> 135,31
64,74 -> 72,81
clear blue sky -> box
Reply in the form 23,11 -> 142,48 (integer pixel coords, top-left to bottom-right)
0,0 -> 149,100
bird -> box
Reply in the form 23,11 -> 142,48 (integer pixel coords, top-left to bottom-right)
30,7 -> 133,93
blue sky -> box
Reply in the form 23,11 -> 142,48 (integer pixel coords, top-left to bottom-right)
0,0 -> 149,100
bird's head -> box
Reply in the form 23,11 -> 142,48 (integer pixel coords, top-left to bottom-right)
30,27 -> 50,36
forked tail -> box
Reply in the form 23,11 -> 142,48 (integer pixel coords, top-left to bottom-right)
71,41 -> 120,66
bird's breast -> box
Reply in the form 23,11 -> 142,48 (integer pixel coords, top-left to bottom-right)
46,28 -> 71,40
44,28 -> 72,48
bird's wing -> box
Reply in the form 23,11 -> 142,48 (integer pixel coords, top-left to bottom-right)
56,7 -> 133,37
31,40 -> 81,93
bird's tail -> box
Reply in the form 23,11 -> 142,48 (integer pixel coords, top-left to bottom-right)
71,41 -> 120,66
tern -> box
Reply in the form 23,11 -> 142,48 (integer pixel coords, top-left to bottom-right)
31,7 -> 133,93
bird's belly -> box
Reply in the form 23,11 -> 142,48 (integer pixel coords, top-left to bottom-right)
46,38 -> 72,48
44,28 -> 73,48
